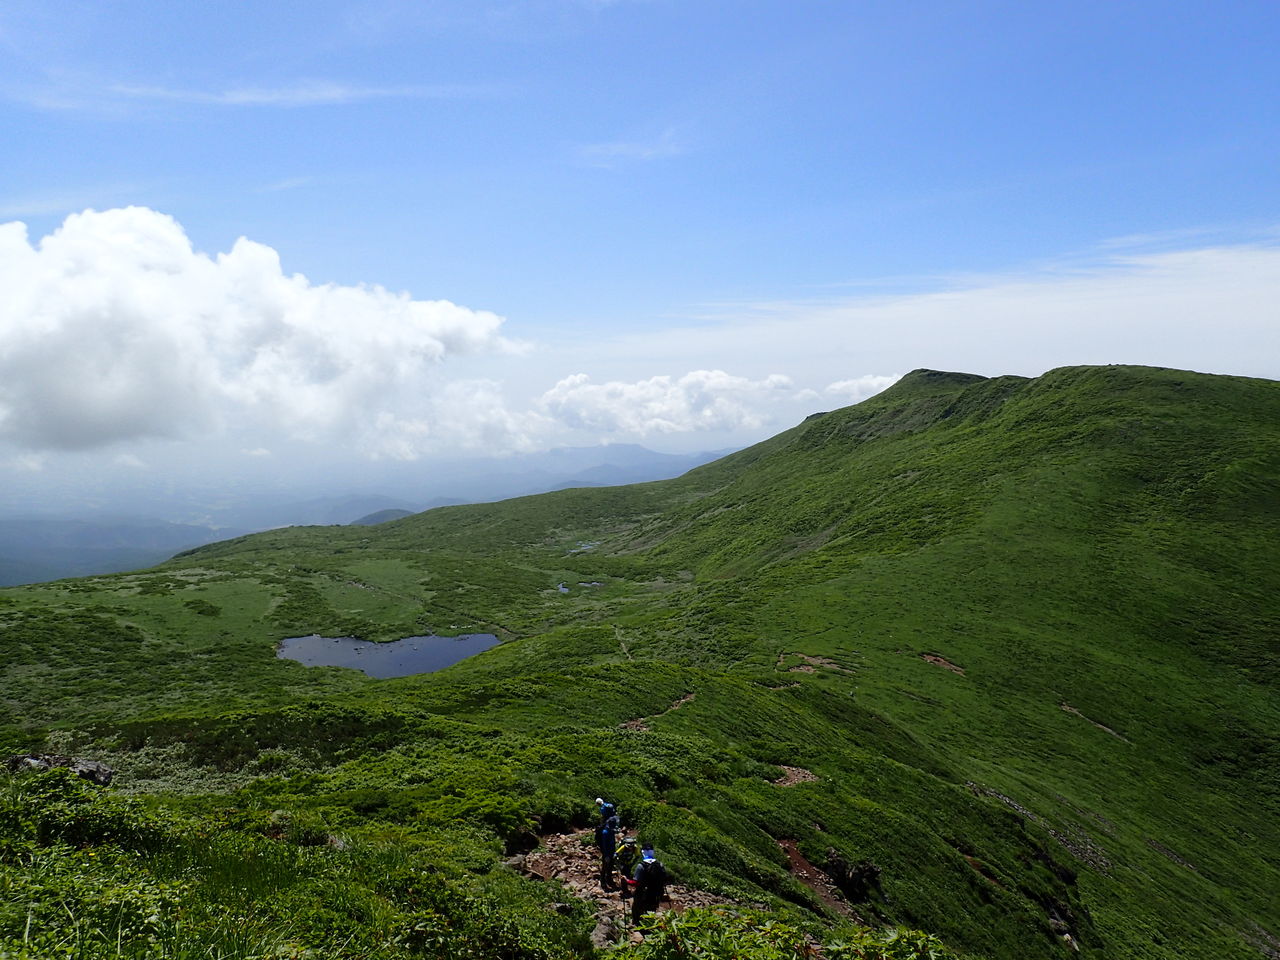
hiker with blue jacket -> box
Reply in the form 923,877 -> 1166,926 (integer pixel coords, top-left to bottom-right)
630,843 -> 668,924
594,797 -> 621,889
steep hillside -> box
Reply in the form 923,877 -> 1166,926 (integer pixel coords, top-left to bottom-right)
1,365 -> 1276,960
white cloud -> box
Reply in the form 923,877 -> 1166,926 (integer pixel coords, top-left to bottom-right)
589,242 -> 1280,388
0,207 -> 520,455
580,128 -> 684,166
539,370 -> 794,436
825,375 -> 900,403
368,380 -> 547,459
108,81 -> 496,107
113,453 -> 147,469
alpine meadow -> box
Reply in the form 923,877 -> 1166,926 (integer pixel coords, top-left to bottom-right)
1,364 -> 1277,960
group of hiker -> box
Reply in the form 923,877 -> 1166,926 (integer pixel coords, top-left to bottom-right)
593,797 -> 668,925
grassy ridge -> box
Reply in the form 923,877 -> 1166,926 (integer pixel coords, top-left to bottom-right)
1,364 -> 1277,959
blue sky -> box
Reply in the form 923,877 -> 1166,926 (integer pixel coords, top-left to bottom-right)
1,0 -> 1278,478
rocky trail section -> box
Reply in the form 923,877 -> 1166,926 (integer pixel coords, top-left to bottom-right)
514,830 -> 735,945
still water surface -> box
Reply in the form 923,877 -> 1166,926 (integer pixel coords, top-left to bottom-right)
277,633 -> 499,678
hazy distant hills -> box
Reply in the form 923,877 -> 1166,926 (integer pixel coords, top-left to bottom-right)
0,516 -> 240,587
0,444 -> 729,584
350,508 -> 416,526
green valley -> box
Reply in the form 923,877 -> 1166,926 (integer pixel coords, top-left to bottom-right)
1,364 -> 1276,959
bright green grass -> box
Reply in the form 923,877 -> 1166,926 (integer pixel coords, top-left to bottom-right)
1,365 -> 1276,960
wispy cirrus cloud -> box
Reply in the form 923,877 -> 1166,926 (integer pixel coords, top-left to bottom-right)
7,77 -> 508,112
108,79 -> 502,107
579,127 -> 685,167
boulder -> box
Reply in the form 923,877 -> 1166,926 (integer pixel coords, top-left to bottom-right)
6,754 -> 114,786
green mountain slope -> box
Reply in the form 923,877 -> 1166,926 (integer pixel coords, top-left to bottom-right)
1,364 -> 1276,960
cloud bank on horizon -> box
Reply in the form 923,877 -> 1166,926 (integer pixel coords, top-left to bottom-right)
1,206 -> 1278,466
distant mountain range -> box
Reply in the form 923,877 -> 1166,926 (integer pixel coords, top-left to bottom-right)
0,516 -> 240,587
0,444 -> 731,584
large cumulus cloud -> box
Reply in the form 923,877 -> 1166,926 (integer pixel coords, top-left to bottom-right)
0,207 -> 519,454
539,370 -> 796,436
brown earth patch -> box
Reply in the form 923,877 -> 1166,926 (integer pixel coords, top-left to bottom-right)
921,653 -> 965,675
773,765 -> 818,787
962,854 -> 1005,890
777,840 -> 854,917
776,652 -> 856,675
618,692 -> 696,732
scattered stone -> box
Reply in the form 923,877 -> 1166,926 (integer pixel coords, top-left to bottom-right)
773,766 -> 818,787
1146,838 -> 1197,871
967,782 -> 1111,873
1242,921 -> 1280,960
6,754 -> 114,786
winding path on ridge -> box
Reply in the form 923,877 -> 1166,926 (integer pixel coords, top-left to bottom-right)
619,692 -> 696,732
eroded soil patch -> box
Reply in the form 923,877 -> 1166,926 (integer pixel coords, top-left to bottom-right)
777,840 -> 854,917
619,692 -> 696,732
920,653 -> 965,675
777,652 -> 856,675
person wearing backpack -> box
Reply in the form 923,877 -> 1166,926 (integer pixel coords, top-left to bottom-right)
630,843 -> 668,925
617,836 -> 640,892
594,798 -> 621,889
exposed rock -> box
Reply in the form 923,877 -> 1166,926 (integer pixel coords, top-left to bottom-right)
7,754 -> 114,786
773,765 -> 818,787
823,848 -> 882,904
967,781 -> 1110,873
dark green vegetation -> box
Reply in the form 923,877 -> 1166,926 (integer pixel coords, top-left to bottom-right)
1,365 -> 1277,959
